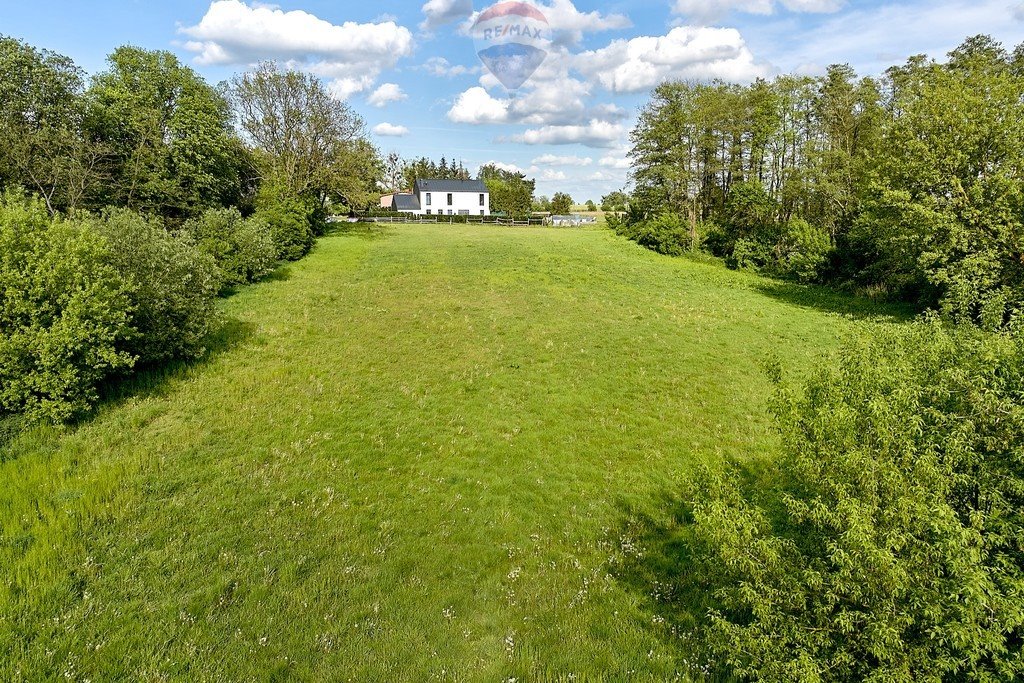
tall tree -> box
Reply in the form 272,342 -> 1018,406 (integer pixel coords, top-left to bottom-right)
229,62 -> 377,211
0,36 -> 103,213
479,164 -> 535,217
551,192 -> 573,215
86,47 -> 243,219
855,36 -> 1024,325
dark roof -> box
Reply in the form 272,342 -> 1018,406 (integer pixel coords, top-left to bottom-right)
414,179 -> 487,194
392,193 -> 421,211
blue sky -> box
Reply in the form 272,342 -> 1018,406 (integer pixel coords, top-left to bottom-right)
5,0 -> 1024,201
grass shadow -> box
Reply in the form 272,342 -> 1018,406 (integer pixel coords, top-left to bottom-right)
611,459 -> 777,681
755,279 -> 917,322
91,317 -> 257,420
322,221 -> 395,240
0,318 -> 256,456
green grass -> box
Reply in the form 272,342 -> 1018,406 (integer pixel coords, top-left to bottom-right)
1,224 -> 907,681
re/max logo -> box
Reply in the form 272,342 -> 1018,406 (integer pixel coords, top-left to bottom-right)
482,25 -> 543,41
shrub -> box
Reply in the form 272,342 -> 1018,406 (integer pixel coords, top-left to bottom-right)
254,188 -> 314,261
617,213 -> 695,256
780,217 -> 832,283
726,237 -> 772,271
184,207 -> 276,287
684,318 -> 1024,681
0,191 -> 134,422
93,209 -> 221,364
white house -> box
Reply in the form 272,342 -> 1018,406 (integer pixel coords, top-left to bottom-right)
390,179 -> 490,216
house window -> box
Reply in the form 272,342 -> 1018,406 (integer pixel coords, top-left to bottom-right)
480,210 -> 485,216
426,193 -> 431,206
426,209 -> 431,215
459,210 -> 469,216
479,194 -> 485,206
447,193 -> 453,206
448,209 -> 453,215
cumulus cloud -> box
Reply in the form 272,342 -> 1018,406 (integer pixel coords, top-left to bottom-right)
540,169 -> 568,180
367,83 -> 407,107
533,154 -> 593,166
480,160 -> 532,174
542,0 -> 632,45
458,0 -> 630,45
447,87 -> 510,124
180,1 -> 413,97
598,155 -> 631,169
422,57 -> 478,78
512,120 -> 626,148
373,122 -> 410,137
575,26 -> 769,93
672,0 -> 842,22
327,76 -> 377,100
420,0 -> 474,30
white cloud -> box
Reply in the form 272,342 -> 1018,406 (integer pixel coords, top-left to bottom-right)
541,169 -> 568,180
367,83 -> 407,107
373,122 -> 410,137
420,0 -> 473,30
1016,2 -> 1024,20
672,0 -> 842,22
541,0 -> 632,45
598,155 -> 631,169
458,0 -> 631,45
533,154 -> 593,166
327,76 -> 376,100
761,0 -> 1024,76
480,160 -> 531,174
447,87 -> 510,124
512,120 -> 626,148
422,56 -> 477,78
180,1 -> 413,96
575,26 -> 769,93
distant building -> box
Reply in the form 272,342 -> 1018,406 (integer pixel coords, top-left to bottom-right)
387,179 -> 490,216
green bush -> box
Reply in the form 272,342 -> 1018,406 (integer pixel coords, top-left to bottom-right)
684,318 -> 1024,680
726,237 -> 772,271
254,188 -> 314,261
616,213 -> 695,256
93,209 -> 221,364
780,218 -> 832,283
0,191 -> 134,422
184,207 -> 277,287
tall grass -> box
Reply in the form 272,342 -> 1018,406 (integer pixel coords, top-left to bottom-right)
1,224 -> 906,680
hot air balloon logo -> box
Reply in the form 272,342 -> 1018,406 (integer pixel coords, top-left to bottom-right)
471,2 -> 549,91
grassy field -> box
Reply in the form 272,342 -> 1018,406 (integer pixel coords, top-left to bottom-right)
1,224 -> 907,681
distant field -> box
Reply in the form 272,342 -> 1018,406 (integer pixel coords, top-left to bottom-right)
1,224 -> 908,681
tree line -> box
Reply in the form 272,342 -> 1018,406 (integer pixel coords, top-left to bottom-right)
623,35 -> 1024,329
0,36 -> 381,422
617,34 -> 1024,681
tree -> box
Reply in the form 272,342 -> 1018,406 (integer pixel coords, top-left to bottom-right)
381,151 -> 406,193
0,36 -> 103,213
601,191 -> 630,212
401,156 -> 470,188
854,36 -> 1024,326
551,192 -> 573,215
680,318 -> 1024,680
479,164 -> 535,217
229,63 -> 377,212
86,47 -> 243,220
585,199 -> 597,211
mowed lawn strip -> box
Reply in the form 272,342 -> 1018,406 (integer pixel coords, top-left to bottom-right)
1,224 -> 905,681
